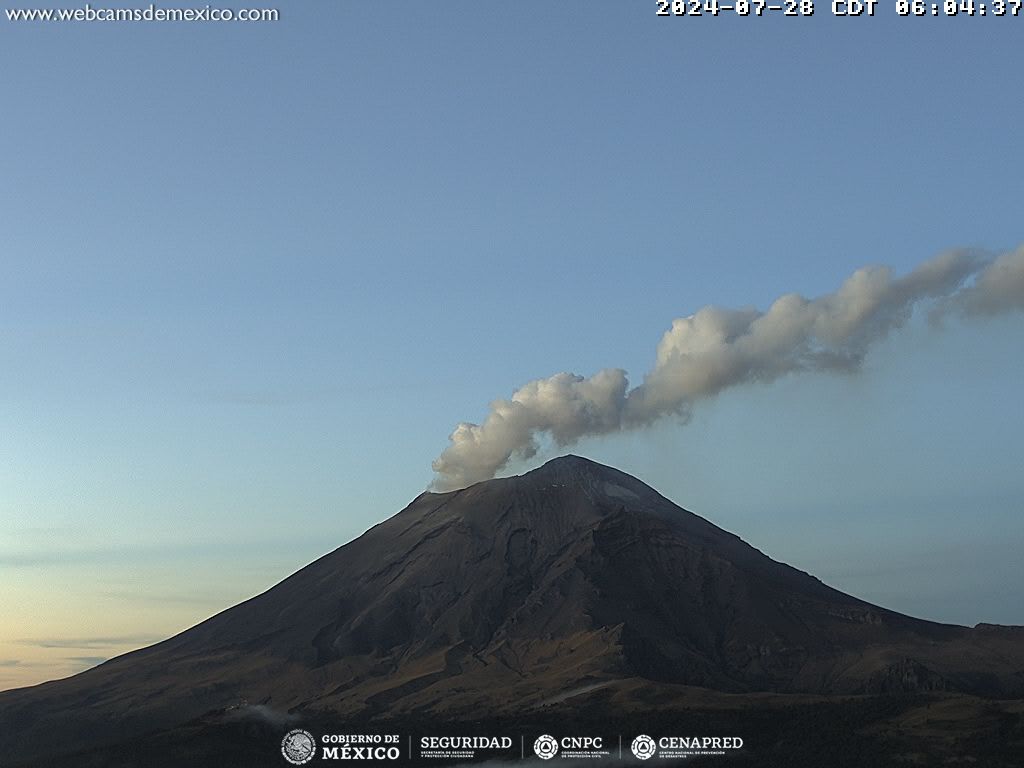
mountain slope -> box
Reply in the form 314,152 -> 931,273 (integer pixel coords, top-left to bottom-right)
1,455 -> 1022,765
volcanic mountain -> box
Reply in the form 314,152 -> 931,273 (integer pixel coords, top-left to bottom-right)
2,455 -> 1023,766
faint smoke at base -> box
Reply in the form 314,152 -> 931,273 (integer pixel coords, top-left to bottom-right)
224,703 -> 297,727
431,246 -> 1024,491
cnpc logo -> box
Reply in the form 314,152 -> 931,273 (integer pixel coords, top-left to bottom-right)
533,734 -> 558,760
534,734 -> 604,759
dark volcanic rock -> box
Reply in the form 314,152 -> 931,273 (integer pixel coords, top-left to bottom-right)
1,455 -> 1023,766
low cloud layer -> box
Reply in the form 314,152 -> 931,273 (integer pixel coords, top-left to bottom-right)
431,246 -> 1024,491
21,634 -> 163,650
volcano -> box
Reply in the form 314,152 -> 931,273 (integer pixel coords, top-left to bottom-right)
2,455 -> 1023,766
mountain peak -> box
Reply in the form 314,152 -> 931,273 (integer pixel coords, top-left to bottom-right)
454,454 -> 662,518
517,454 -> 640,489
541,453 -> 598,467
429,454 -> 651,506
525,453 -> 611,478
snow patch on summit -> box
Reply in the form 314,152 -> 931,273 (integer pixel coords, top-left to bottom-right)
603,482 -> 639,501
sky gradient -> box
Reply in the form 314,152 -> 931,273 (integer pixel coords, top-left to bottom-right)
2,2 -> 1022,690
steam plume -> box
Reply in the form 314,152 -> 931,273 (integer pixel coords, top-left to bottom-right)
431,246 -> 1024,491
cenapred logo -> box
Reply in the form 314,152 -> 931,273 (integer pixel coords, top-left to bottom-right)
281,729 -> 316,765
534,734 -> 559,760
631,734 -> 657,760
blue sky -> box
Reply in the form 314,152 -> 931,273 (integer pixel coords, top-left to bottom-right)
2,2 -> 1022,689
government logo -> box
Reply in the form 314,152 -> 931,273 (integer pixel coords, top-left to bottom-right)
281,729 -> 316,765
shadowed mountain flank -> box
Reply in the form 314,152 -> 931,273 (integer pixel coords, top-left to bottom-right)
1,455 -> 1022,766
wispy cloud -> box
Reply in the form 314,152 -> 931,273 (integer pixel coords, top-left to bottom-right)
0,550 -> 115,568
21,634 -> 163,650
197,387 -> 342,406
65,656 -> 107,669
0,535 -> 324,570
100,589 -> 233,607
0,659 -> 52,669
0,544 -> 232,569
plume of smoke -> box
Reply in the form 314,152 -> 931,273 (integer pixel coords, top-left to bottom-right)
937,246 -> 1024,318
430,370 -> 629,492
431,247 -> 1024,491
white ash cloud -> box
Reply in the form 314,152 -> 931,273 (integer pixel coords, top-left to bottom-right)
431,246 -> 1024,491
431,370 -> 629,493
937,246 -> 1024,318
